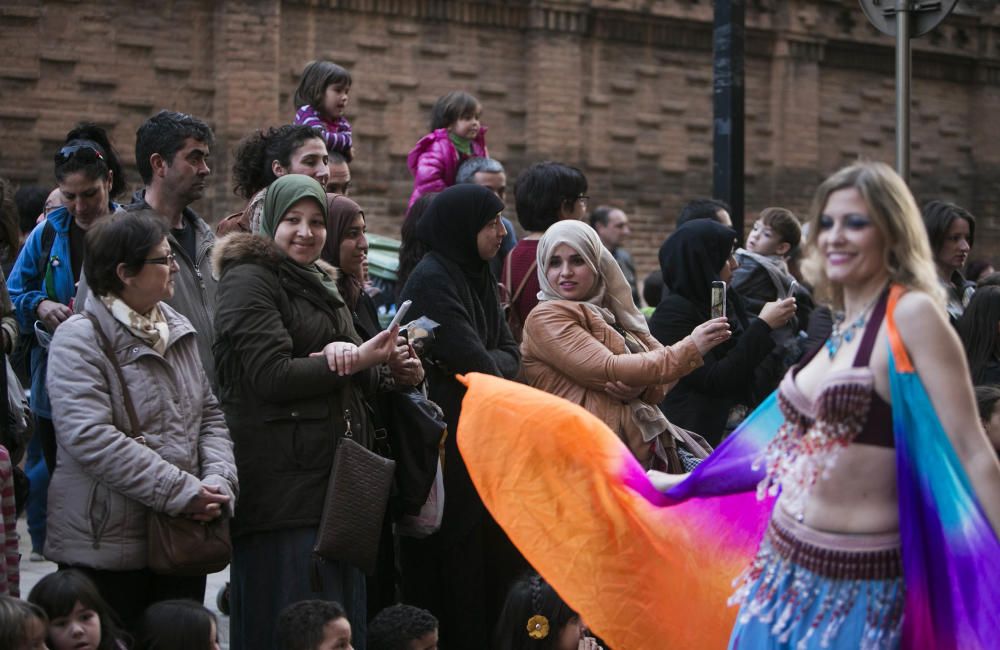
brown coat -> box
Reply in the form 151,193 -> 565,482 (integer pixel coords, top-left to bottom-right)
521,300 -> 703,466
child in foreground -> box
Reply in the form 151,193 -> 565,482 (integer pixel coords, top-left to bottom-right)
0,595 -> 47,650
134,600 -> 220,650
277,599 -> 354,650
367,603 -> 438,650
28,569 -> 129,650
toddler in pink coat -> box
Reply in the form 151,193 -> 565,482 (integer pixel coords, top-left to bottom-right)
407,91 -> 488,210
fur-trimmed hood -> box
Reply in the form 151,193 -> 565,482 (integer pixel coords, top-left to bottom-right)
211,232 -> 341,283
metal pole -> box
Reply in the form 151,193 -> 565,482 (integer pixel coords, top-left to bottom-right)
896,0 -> 911,183
712,0 -> 745,235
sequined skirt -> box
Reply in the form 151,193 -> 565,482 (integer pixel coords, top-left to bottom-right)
728,508 -> 904,649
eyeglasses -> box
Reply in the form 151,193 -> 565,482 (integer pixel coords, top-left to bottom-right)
576,195 -> 589,203
54,144 -> 105,166
142,253 -> 177,266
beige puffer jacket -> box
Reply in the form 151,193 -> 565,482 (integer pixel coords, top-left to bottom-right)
44,295 -> 237,570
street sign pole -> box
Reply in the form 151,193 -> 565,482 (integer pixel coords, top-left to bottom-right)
859,0 -> 959,184
896,1 -> 911,181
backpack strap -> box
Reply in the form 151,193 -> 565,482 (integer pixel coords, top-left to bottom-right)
39,220 -> 57,300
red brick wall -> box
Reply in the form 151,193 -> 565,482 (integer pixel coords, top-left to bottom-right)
2,0 -> 998,278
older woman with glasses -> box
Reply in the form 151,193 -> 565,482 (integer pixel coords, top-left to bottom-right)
43,212 -> 237,635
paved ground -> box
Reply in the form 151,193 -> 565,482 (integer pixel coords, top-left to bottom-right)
16,515 -> 232,648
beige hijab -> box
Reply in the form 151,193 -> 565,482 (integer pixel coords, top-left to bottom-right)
536,220 -> 649,334
536,220 -> 668,442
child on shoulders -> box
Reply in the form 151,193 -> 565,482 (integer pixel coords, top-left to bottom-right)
407,91 -> 488,209
294,60 -> 354,162
732,207 -> 806,314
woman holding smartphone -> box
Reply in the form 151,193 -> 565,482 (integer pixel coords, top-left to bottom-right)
650,220 -> 796,445
520,220 -> 730,470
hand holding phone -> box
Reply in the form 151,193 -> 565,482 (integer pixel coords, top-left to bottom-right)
710,281 -> 727,320
388,300 -> 412,330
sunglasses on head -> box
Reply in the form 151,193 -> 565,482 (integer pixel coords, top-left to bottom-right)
55,144 -> 105,166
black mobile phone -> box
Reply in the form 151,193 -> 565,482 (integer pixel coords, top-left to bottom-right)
711,281 -> 727,319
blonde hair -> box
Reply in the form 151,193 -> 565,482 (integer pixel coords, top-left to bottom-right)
801,160 -> 942,310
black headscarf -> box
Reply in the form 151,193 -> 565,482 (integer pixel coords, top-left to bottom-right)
659,219 -> 750,330
417,184 -> 504,275
416,183 -> 506,343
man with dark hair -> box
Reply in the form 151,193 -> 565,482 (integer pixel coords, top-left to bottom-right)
502,161 -> 588,333
327,150 -> 352,195
590,205 -> 639,305
677,197 -> 732,228
367,604 -> 439,650
456,157 -> 517,277
127,110 -> 218,384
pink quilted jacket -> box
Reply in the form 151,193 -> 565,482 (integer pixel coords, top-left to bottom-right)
406,127 -> 488,210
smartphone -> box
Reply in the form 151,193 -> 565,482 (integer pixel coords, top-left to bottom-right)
711,281 -> 727,319
387,300 -> 412,330
787,280 -> 799,299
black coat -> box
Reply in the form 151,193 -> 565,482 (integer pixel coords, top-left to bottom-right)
650,293 -> 775,445
212,234 -> 376,537
400,252 -> 520,544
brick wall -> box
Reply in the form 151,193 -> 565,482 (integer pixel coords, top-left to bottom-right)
2,0 -> 999,279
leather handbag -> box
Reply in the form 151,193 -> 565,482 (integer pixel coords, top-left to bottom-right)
86,313 -> 232,576
313,423 -> 396,576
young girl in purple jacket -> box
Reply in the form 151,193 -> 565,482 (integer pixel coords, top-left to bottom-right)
293,60 -> 354,162
407,91 -> 489,209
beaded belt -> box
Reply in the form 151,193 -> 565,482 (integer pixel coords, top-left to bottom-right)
767,509 -> 902,581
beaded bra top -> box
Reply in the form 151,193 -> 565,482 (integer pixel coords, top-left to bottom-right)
754,291 -> 893,519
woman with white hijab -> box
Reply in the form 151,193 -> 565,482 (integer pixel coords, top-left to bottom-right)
519,220 -> 731,470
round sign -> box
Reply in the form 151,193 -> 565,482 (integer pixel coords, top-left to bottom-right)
859,0 -> 959,37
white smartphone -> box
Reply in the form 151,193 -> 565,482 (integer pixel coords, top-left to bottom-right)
388,300 -> 412,330
710,281 -> 727,319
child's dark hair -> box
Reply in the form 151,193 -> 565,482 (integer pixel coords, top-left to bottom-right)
135,600 -> 217,650
922,199 -> 976,255
398,192 -> 437,297
759,206 -> 802,252
28,569 -> 128,650
275,599 -> 347,650
294,60 -> 353,110
429,91 -> 481,131
513,162 -> 588,232
232,124 -> 326,199
55,123 -> 127,199
494,573 -> 579,650
0,595 -> 47,649
367,604 -> 438,650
